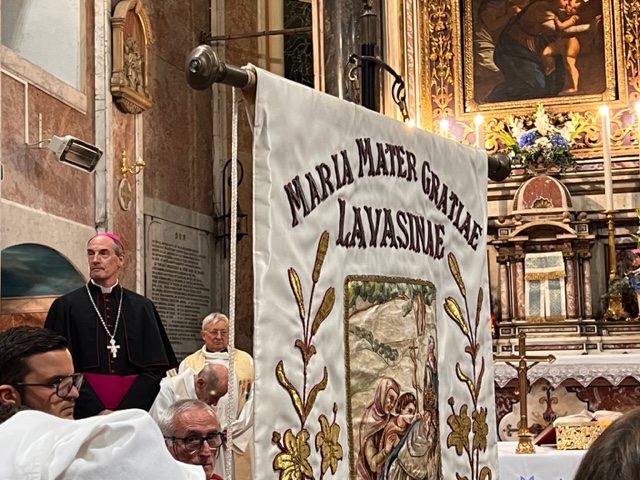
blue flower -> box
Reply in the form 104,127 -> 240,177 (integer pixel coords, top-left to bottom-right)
550,133 -> 569,149
518,130 -> 537,147
629,274 -> 640,290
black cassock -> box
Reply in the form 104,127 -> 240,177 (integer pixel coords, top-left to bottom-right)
45,283 -> 177,419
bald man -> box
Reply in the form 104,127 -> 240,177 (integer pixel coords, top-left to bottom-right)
149,364 -> 229,421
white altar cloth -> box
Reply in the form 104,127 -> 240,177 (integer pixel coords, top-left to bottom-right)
498,442 -> 585,480
493,354 -> 640,388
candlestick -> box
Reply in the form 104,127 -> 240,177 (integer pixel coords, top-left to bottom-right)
600,105 -> 613,211
636,102 -> 640,168
475,114 -> 485,149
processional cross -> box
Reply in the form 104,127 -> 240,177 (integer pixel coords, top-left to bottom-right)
494,332 -> 555,454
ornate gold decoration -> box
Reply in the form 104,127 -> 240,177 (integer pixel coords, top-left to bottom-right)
444,252 -> 493,478
556,421 -> 610,450
120,150 -> 145,177
623,0 -> 640,91
413,0 -> 640,158
111,0 -> 153,114
494,332 -> 555,454
272,231 -> 343,479
531,198 -> 553,209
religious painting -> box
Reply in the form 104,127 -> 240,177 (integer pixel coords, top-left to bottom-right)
345,276 -> 440,479
462,0 -> 618,111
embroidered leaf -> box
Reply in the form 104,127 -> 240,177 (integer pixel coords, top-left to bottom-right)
447,404 -> 471,456
475,287 -> 483,328
311,287 -> 335,336
479,466 -> 492,480
475,357 -> 485,402
445,297 -> 469,335
312,230 -> 330,284
288,268 -> 306,323
275,360 -> 306,423
448,252 -> 466,297
304,367 -> 328,419
294,339 -> 316,366
456,475 -> 469,480
456,363 -> 475,401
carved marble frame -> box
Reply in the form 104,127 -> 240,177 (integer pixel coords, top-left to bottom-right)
110,0 -> 153,114
414,0 -> 640,158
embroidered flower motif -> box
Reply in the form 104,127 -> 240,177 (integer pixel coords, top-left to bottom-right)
273,429 -> 313,480
315,411 -> 343,475
472,407 -> 489,452
446,403 -> 471,456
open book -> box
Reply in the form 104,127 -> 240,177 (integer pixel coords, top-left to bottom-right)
534,410 -> 623,446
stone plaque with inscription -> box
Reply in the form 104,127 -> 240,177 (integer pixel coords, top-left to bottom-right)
145,217 -> 212,360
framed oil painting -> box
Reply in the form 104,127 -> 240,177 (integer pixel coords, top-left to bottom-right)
462,0 -> 619,111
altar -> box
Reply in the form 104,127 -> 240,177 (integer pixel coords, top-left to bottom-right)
498,442 -> 585,480
494,354 -> 640,441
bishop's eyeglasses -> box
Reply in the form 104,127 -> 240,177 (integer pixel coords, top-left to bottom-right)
165,431 -> 225,452
14,373 -> 84,399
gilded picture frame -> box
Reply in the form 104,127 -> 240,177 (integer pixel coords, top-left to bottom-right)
415,0 -> 638,157
462,0 -> 619,112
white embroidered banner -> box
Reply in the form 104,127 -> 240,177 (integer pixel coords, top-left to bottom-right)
250,68 -> 497,480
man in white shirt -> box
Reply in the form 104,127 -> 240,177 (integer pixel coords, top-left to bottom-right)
149,363 -> 228,421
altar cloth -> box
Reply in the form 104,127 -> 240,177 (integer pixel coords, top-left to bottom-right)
494,353 -> 640,388
498,441 -> 585,480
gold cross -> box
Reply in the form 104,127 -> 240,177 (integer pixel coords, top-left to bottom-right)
494,332 -> 555,454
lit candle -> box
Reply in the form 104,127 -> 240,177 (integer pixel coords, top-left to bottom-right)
475,114 -> 485,149
600,105 -> 613,211
439,119 -> 449,138
635,102 -> 640,169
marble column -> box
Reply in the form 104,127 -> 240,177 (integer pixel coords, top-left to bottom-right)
515,258 -> 525,320
499,262 -> 510,321
323,0 -> 359,101
565,255 -> 576,318
583,256 -> 593,318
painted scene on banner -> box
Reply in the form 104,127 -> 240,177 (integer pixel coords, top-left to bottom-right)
346,277 -> 440,480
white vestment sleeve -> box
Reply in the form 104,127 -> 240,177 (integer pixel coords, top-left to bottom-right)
149,375 -> 177,422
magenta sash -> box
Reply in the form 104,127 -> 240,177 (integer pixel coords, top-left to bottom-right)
83,372 -> 137,409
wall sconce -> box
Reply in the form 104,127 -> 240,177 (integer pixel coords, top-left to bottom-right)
215,159 -> 248,255
45,135 -> 103,173
120,150 -> 145,176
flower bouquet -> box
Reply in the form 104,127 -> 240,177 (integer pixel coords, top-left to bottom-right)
497,104 -> 585,174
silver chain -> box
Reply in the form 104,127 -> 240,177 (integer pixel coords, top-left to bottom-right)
86,283 -> 123,343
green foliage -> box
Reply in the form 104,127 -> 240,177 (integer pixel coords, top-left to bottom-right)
349,325 -> 399,363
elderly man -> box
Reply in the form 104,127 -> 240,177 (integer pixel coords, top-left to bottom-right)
179,312 -> 254,476
149,364 -> 229,421
158,399 -> 224,480
179,312 -> 253,411
45,232 -> 177,418
0,326 -> 81,419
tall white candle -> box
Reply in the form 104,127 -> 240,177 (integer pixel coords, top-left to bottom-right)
635,102 -> 640,170
600,105 -> 613,211
475,114 -> 485,149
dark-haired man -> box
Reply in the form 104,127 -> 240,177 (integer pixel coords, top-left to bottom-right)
0,325 -> 81,419
45,232 -> 177,418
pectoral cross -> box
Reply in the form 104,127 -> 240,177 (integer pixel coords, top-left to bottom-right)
108,338 -> 121,358
494,332 -> 555,454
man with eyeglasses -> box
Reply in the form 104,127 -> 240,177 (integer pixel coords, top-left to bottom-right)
0,326 -> 81,419
158,399 -> 225,480
178,312 -> 255,477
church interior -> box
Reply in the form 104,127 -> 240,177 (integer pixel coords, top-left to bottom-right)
2,0 -> 640,478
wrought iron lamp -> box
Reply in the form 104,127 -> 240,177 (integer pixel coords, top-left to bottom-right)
215,159 -> 248,255
346,1 -> 410,123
